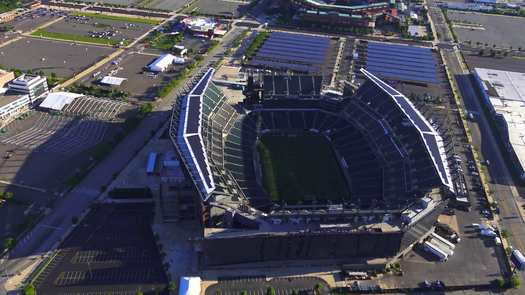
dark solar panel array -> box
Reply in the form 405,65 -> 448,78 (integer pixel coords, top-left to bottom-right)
186,134 -> 212,188
365,42 -> 439,84
391,95 -> 432,133
423,133 -> 449,184
248,32 -> 330,73
185,96 -> 201,134
178,68 -> 216,196
192,69 -> 214,96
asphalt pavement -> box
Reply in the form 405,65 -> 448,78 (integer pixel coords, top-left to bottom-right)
0,18 -> 242,295
444,49 -> 525,288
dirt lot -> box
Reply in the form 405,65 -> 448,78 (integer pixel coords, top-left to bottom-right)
0,37 -> 115,78
448,11 -> 525,49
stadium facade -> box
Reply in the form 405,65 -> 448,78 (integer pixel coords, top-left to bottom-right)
473,68 -> 525,180
279,0 -> 396,28
169,67 -> 453,268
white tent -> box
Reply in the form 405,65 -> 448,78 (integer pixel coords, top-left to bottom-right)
100,76 -> 127,86
148,54 -> 176,72
179,277 -> 201,295
173,56 -> 186,64
39,92 -> 83,111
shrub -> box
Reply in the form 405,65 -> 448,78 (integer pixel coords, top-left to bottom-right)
510,274 -> 521,289
22,283 -> 36,295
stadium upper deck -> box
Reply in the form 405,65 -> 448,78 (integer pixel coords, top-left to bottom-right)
170,68 -> 453,214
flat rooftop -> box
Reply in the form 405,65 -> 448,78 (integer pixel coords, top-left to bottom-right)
475,68 -> 525,172
0,94 -> 26,108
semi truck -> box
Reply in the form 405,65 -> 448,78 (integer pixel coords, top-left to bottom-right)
512,249 -> 525,270
428,239 -> 454,257
431,232 -> 456,250
423,241 -> 449,262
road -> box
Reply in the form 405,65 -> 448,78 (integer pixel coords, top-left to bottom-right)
0,15 -> 244,294
427,0 -> 525,287
425,0 -> 525,287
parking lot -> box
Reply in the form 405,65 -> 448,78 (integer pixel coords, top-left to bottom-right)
206,277 -> 330,295
462,54 -> 525,73
448,11 -> 525,49
0,37 -> 115,78
41,13 -> 154,45
33,203 -> 168,295
142,0 -> 190,11
8,8 -> 65,33
73,0 -> 138,6
80,52 -> 183,101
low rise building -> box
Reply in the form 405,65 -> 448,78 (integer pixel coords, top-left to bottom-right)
0,93 -> 31,128
473,68 -> 525,179
0,70 -> 15,87
0,11 -> 17,23
7,74 -> 49,100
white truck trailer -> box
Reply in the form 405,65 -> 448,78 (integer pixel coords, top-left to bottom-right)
423,241 -> 448,262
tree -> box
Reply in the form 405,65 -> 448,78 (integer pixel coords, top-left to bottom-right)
266,287 -> 276,295
3,237 -> 14,250
22,283 -> 36,295
139,103 -> 153,116
240,291 -> 248,295
510,274 -> 521,289
313,283 -> 323,295
136,292 -> 144,295
3,191 -> 13,201
168,281 -> 177,291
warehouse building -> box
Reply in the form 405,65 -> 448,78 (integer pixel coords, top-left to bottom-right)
473,68 -> 525,179
7,74 -> 49,100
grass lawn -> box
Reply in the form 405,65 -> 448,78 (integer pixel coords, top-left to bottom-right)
258,133 -> 349,204
148,31 -> 183,50
31,29 -> 128,46
71,12 -> 162,25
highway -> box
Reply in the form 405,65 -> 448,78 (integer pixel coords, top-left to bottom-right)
0,13 -> 244,293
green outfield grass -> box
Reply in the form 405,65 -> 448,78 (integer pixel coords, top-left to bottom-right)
71,12 -> 162,25
31,29 -> 128,46
258,133 -> 350,204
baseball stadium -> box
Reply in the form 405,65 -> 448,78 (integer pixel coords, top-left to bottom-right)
169,67 -> 454,268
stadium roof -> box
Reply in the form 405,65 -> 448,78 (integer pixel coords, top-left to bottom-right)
361,68 -> 454,191
39,91 -> 83,111
298,0 -> 390,11
474,68 -> 525,176
177,68 -> 216,199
